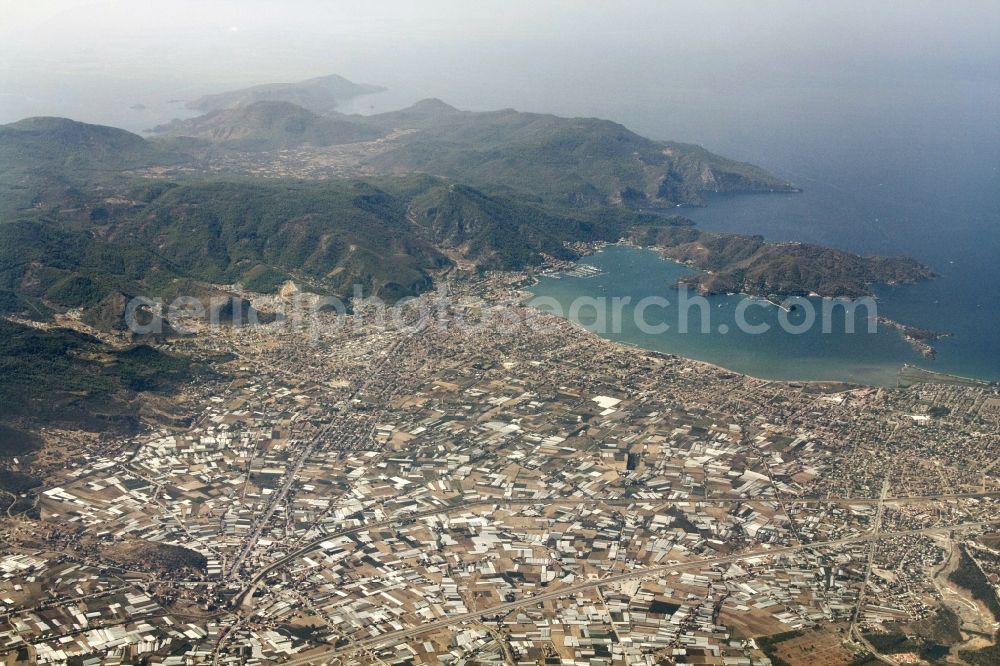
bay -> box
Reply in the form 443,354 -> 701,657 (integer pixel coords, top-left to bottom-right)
526,244 -> 985,386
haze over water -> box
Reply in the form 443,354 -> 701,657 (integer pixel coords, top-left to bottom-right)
526,78 -> 1000,383
540,76 -> 1000,384
527,245 -> 919,386
3,1 -> 997,382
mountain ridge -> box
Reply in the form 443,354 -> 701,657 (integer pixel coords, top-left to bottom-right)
185,73 -> 385,114
150,101 -> 382,150
631,226 -> 935,298
349,99 -> 800,207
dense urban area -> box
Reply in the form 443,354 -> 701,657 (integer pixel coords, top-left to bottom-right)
2,272 -> 998,665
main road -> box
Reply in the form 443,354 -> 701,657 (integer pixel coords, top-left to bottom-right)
280,518 -> 1000,665
231,488 -> 1000,609
225,319 -> 429,580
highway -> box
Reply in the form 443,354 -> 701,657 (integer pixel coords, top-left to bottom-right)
224,421 -> 334,579
225,319 -> 428,580
280,518 -> 1000,664
231,488 -> 1000,609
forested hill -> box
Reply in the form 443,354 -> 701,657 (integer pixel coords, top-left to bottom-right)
0,117 -> 179,215
0,176 -> 694,332
0,117 -> 163,171
150,101 -> 383,150
185,73 -> 385,114
350,99 -> 800,207
632,225 -> 935,298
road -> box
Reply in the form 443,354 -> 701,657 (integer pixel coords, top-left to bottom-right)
230,488 -> 1000,609
848,476 -> 899,666
224,319 -> 428,580
280,518 -> 1000,665
224,421 -> 334,579
213,320 -> 430,662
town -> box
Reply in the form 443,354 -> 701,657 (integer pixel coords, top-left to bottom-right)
2,274 -> 999,665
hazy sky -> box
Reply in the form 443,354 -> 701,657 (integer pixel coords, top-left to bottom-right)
1,0 -> 996,373
3,2 -> 997,85
2,1 -> 998,357
1,1 -> 997,146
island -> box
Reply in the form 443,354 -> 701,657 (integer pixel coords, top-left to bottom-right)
877,316 -> 951,359
629,225 -> 935,299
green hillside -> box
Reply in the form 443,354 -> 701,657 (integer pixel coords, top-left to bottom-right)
0,318 -> 193,429
186,73 -> 385,114
0,117 -> 164,172
633,225 -> 934,297
131,180 -> 447,298
354,100 -> 798,207
0,116 -> 179,216
151,101 -> 384,150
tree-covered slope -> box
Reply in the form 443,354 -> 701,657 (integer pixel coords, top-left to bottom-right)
633,225 -> 934,298
186,73 -> 385,114
0,318 -> 193,429
407,183 -> 602,269
0,180 -> 450,320
129,180 -> 447,297
151,101 -> 384,150
0,116 -> 181,216
0,117 -> 164,172
355,100 -> 798,207
0,172 -> 702,337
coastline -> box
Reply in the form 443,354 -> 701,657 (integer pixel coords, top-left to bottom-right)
515,272 -> 860,389
897,363 -> 994,389
517,246 -> 991,389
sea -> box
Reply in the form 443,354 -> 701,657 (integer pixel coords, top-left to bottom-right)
4,45 -> 997,385
524,78 -> 1000,385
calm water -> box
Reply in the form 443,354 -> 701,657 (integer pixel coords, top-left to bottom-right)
5,28 -> 996,384
681,191 -> 1000,383
525,76 -> 1000,385
528,245 -> 925,386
